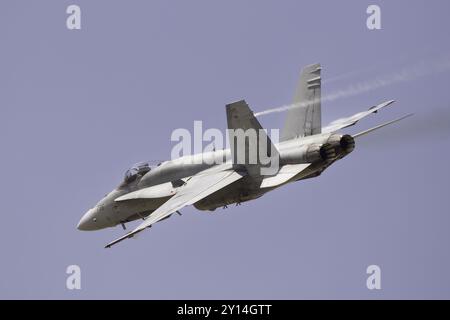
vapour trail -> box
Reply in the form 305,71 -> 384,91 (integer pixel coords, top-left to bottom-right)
254,56 -> 450,117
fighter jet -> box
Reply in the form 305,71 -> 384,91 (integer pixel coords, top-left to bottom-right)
77,63 -> 411,248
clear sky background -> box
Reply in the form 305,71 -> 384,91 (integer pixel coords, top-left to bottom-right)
1,0 -> 450,299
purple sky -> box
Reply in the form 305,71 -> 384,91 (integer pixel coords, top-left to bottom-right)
1,0 -> 450,299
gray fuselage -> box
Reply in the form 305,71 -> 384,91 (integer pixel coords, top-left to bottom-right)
77,132 -> 353,231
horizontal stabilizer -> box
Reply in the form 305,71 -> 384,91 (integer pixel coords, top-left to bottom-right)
323,100 -> 395,133
260,163 -> 311,188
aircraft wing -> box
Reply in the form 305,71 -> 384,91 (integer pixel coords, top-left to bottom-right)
105,167 -> 244,248
322,100 -> 395,134
352,113 -> 413,138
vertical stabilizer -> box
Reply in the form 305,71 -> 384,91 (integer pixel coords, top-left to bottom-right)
281,63 -> 321,141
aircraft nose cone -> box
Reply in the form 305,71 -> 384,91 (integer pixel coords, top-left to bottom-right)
77,208 -> 98,231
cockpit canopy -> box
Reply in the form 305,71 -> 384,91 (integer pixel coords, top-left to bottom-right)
122,162 -> 152,185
